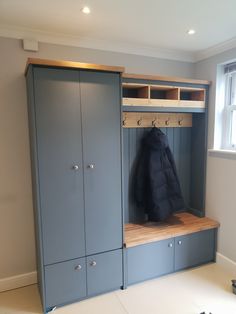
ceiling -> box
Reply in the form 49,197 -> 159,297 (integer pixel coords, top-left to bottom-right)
1,0 -> 236,62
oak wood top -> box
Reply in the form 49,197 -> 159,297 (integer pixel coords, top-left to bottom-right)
125,212 -> 219,248
123,73 -> 211,86
25,59 -> 210,86
25,58 -> 125,75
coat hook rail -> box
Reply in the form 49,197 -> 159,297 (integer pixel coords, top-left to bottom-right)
122,112 -> 192,128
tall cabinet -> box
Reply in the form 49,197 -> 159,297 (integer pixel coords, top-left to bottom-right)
26,60 -> 124,313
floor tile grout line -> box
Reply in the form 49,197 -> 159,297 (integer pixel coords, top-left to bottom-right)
114,291 -> 130,314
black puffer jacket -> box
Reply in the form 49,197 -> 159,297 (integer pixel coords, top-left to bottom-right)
134,128 -> 185,221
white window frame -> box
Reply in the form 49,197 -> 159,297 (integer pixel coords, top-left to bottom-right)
222,70 -> 236,150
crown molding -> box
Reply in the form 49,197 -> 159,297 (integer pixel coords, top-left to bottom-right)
1,24 -> 235,64
194,37 -> 236,62
0,24 -> 195,63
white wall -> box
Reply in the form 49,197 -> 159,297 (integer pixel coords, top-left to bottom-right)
0,36 -> 194,283
194,47 -> 236,263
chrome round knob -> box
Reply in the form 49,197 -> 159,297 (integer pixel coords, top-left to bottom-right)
178,240 -> 182,245
72,165 -> 79,171
74,264 -> 82,271
90,261 -> 96,267
168,243 -> 173,248
88,164 -> 95,169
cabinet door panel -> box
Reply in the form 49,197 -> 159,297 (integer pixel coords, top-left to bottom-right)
80,71 -> 122,255
174,229 -> 215,271
127,239 -> 174,285
34,68 -> 85,264
87,249 -> 122,296
45,258 -> 86,309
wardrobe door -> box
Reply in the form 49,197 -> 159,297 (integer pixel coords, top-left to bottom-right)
34,68 -> 85,265
80,71 -> 122,255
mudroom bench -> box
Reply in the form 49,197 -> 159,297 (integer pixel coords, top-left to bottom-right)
124,212 -> 219,286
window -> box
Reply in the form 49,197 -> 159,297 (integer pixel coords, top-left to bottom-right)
222,62 -> 236,150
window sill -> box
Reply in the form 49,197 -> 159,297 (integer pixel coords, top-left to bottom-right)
208,149 -> 236,160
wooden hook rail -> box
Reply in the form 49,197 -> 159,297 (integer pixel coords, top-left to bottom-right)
122,112 -> 192,128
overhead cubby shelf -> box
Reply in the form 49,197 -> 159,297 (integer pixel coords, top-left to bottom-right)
122,82 -> 207,110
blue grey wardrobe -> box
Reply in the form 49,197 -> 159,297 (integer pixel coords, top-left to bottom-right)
26,60 -> 124,313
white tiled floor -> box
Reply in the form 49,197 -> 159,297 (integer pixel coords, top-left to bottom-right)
0,264 -> 235,314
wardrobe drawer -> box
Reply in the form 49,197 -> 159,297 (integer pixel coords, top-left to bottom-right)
87,249 -> 123,296
174,229 -> 215,271
127,239 -> 174,285
44,258 -> 86,309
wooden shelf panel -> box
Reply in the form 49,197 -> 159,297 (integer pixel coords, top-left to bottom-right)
123,98 -> 149,106
125,212 -> 219,248
179,100 -> 205,108
123,100 -> 205,108
149,99 -> 179,107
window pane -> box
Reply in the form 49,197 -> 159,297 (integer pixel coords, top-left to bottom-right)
231,73 -> 236,106
231,110 -> 236,146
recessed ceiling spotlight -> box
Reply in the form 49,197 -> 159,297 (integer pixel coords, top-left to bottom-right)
81,6 -> 90,14
187,29 -> 196,35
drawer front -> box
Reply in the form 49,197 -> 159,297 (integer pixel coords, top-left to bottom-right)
127,239 -> 174,285
174,229 -> 215,271
45,258 -> 86,309
87,249 -> 122,296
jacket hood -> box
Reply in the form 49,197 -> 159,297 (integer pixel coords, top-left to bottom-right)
143,128 -> 168,150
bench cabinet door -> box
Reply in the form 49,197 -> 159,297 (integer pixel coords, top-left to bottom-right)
174,229 -> 215,271
127,239 -> 174,285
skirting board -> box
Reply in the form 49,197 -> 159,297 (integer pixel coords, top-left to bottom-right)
0,271 -> 37,292
0,253 -> 235,293
216,252 -> 236,274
